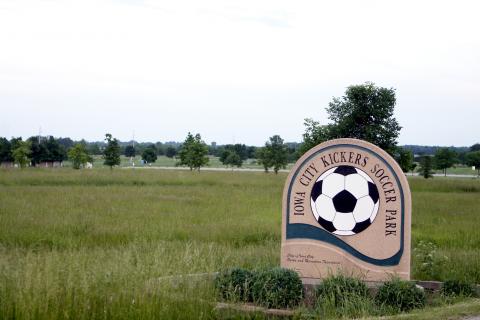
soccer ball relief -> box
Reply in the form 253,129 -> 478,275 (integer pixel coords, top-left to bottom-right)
310,165 -> 379,236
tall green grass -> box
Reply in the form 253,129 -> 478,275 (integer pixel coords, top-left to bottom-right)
0,169 -> 479,319
410,177 -> 480,281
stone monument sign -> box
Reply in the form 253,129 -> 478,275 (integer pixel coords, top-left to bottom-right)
281,138 -> 411,283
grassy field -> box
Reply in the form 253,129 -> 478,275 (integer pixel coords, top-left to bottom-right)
64,155 -> 478,178
433,165 -> 479,176
62,155 -> 295,170
0,169 -> 479,319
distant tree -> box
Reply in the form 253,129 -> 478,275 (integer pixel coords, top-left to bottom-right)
266,135 -> 288,174
103,133 -> 121,169
219,148 -> 229,165
88,143 -> 102,155
125,145 -> 136,157
208,143 -> 219,156
57,137 -> 75,150
466,151 -> 480,177
155,142 -> 165,156
132,143 -> 145,156
219,144 -> 248,162
256,147 -> 271,172
0,137 -> 13,162
247,146 -> 257,159
220,145 -> 248,164
45,136 -> 66,162
165,146 -> 177,158
256,135 -> 288,174
419,155 -> 434,179
142,145 -> 157,164
26,136 -> 66,165
220,149 -> 243,168
395,147 -> 415,173
233,144 -> 248,160
411,162 -> 417,175
227,151 -> 243,168
27,137 -> 48,166
10,137 -> 23,151
434,148 -> 457,176
68,143 -> 91,169
457,151 -> 468,165
256,136 -> 289,174
470,143 -> 480,152
300,83 -> 401,156
177,132 -> 209,171
12,140 -> 31,168
285,142 -> 300,163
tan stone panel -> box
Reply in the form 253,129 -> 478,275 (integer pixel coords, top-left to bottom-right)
281,138 -> 411,283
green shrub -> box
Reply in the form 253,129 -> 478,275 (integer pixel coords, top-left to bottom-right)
442,279 -> 475,297
376,278 -> 426,312
315,274 -> 369,306
251,267 -> 303,309
314,275 -> 375,318
215,268 -> 254,302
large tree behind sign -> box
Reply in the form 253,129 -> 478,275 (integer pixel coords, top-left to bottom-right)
300,82 -> 401,156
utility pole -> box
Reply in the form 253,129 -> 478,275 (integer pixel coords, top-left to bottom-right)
131,131 -> 135,166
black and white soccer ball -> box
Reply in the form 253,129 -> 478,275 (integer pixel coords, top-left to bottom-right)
310,165 -> 379,236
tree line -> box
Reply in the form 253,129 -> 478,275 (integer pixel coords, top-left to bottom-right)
128,132 -> 292,173
1,83 -> 479,175
416,145 -> 480,178
0,132 -> 294,173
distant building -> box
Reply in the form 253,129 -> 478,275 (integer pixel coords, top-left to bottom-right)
37,161 -> 63,168
1,161 -> 14,168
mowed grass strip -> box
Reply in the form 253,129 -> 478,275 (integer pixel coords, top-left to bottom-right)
0,169 -> 479,319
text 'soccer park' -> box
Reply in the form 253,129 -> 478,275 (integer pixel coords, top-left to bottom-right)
281,138 -> 412,283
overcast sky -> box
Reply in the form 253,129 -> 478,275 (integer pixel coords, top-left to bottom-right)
1,0 -> 479,146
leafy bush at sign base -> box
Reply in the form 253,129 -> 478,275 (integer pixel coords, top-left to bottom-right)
442,279 -> 475,297
251,267 -> 303,309
375,278 -> 426,312
315,274 -> 369,307
215,268 -> 254,302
